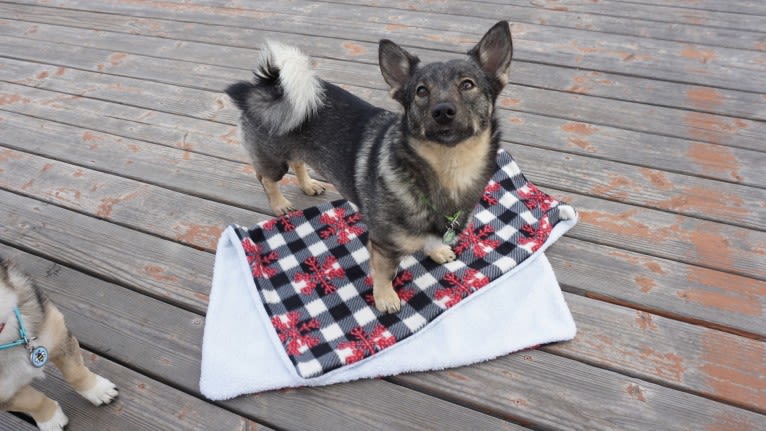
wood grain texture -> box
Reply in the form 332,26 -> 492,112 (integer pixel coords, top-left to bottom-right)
34,0 -> 764,92
3,7 -> 764,122
0,189 -> 213,313
2,5 -> 765,145
392,349 -> 765,431
0,245 -> 526,431
0,413 -> 36,430
38,351 -> 271,431
1,1 -> 764,430
3,145 -> 761,344
548,238 -> 766,339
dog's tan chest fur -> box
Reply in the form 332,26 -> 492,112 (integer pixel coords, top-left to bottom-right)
411,129 -> 492,200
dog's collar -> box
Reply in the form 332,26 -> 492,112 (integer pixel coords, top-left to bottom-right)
408,181 -> 464,243
0,307 -> 49,367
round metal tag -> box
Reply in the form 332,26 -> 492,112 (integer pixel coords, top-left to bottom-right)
30,346 -> 49,368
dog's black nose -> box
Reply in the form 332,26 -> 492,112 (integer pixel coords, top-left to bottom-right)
431,102 -> 456,124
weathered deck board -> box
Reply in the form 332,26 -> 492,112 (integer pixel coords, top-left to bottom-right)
0,413 -> 36,431
2,146 -> 764,414
393,349 -> 765,431
31,0 -> 766,92
5,8 -> 765,122
1,1 -> 764,429
338,0 -> 766,46
478,0 -> 766,34
3,147 -> 763,344
4,111 -> 764,283
0,244 -> 527,431
39,351 -> 271,431
4,3 -> 765,146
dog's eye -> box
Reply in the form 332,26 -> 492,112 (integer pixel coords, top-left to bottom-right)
416,85 -> 429,97
459,79 -> 475,91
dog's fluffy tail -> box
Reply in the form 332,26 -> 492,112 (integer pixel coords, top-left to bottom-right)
225,41 -> 324,135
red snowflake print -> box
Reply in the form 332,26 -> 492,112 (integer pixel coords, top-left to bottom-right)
364,270 -> 416,305
319,208 -> 364,244
293,256 -> 346,295
482,181 -> 502,206
271,311 -> 321,356
263,210 -> 303,232
518,183 -> 557,212
242,237 -> 279,278
337,325 -> 396,364
434,269 -> 489,308
454,223 -> 501,258
518,215 -> 553,252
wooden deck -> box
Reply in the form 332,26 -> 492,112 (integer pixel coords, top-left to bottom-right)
1,0 -> 764,429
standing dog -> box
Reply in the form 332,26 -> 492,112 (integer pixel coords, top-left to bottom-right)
227,22 -> 513,313
0,259 -> 117,430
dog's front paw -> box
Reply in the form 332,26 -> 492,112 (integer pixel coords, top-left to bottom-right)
36,402 -> 68,431
300,179 -> 326,196
374,286 -> 401,314
270,197 -> 296,216
79,375 -> 118,406
427,244 -> 457,264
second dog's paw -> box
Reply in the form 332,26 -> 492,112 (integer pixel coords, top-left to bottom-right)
558,205 -> 576,221
79,375 -> 118,406
300,180 -> 326,196
36,402 -> 68,431
374,287 -> 401,314
428,244 -> 457,264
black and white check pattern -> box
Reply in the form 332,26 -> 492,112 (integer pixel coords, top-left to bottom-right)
234,149 -> 572,378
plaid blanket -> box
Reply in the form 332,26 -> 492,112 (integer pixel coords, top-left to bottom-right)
231,149 -> 572,378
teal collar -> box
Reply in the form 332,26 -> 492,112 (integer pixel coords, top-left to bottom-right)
0,307 -> 31,351
0,306 -> 48,367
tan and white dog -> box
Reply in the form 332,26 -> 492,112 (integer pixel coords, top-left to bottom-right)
0,258 -> 118,430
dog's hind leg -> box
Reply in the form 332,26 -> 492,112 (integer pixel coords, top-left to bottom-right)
46,307 -> 118,407
290,161 -> 326,196
3,385 -> 68,431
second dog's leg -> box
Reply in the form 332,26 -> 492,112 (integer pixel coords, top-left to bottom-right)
369,241 -> 401,314
291,161 -> 326,196
3,385 -> 68,431
47,307 -> 118,407
258,174 -> 296,216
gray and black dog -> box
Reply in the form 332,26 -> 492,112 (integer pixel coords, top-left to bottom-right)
226,21 -> 513,313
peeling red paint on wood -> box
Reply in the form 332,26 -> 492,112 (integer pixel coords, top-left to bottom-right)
561,122 -> 599,136
0,94 -> 31,105
635,276 -> 656,293
681,44 -> 717,64
143,264 -> 179,283
635,311 -> 657,330
650,186 -> 750,221
96,189 -> 147,218
683,267 -> 764,317
701,330 -> 766,410
174,223 -> 223,250
626,383 -> 646,402
687,87 -> 724,110
342,41 -> 366,57
686,143 -> 743,182
638,168 -> 673,190
639,346 -> 685,383
684,112 -> 749,146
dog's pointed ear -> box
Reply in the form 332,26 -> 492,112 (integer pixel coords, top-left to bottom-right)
469,21 -> 513,94
379,39 -> 420,102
